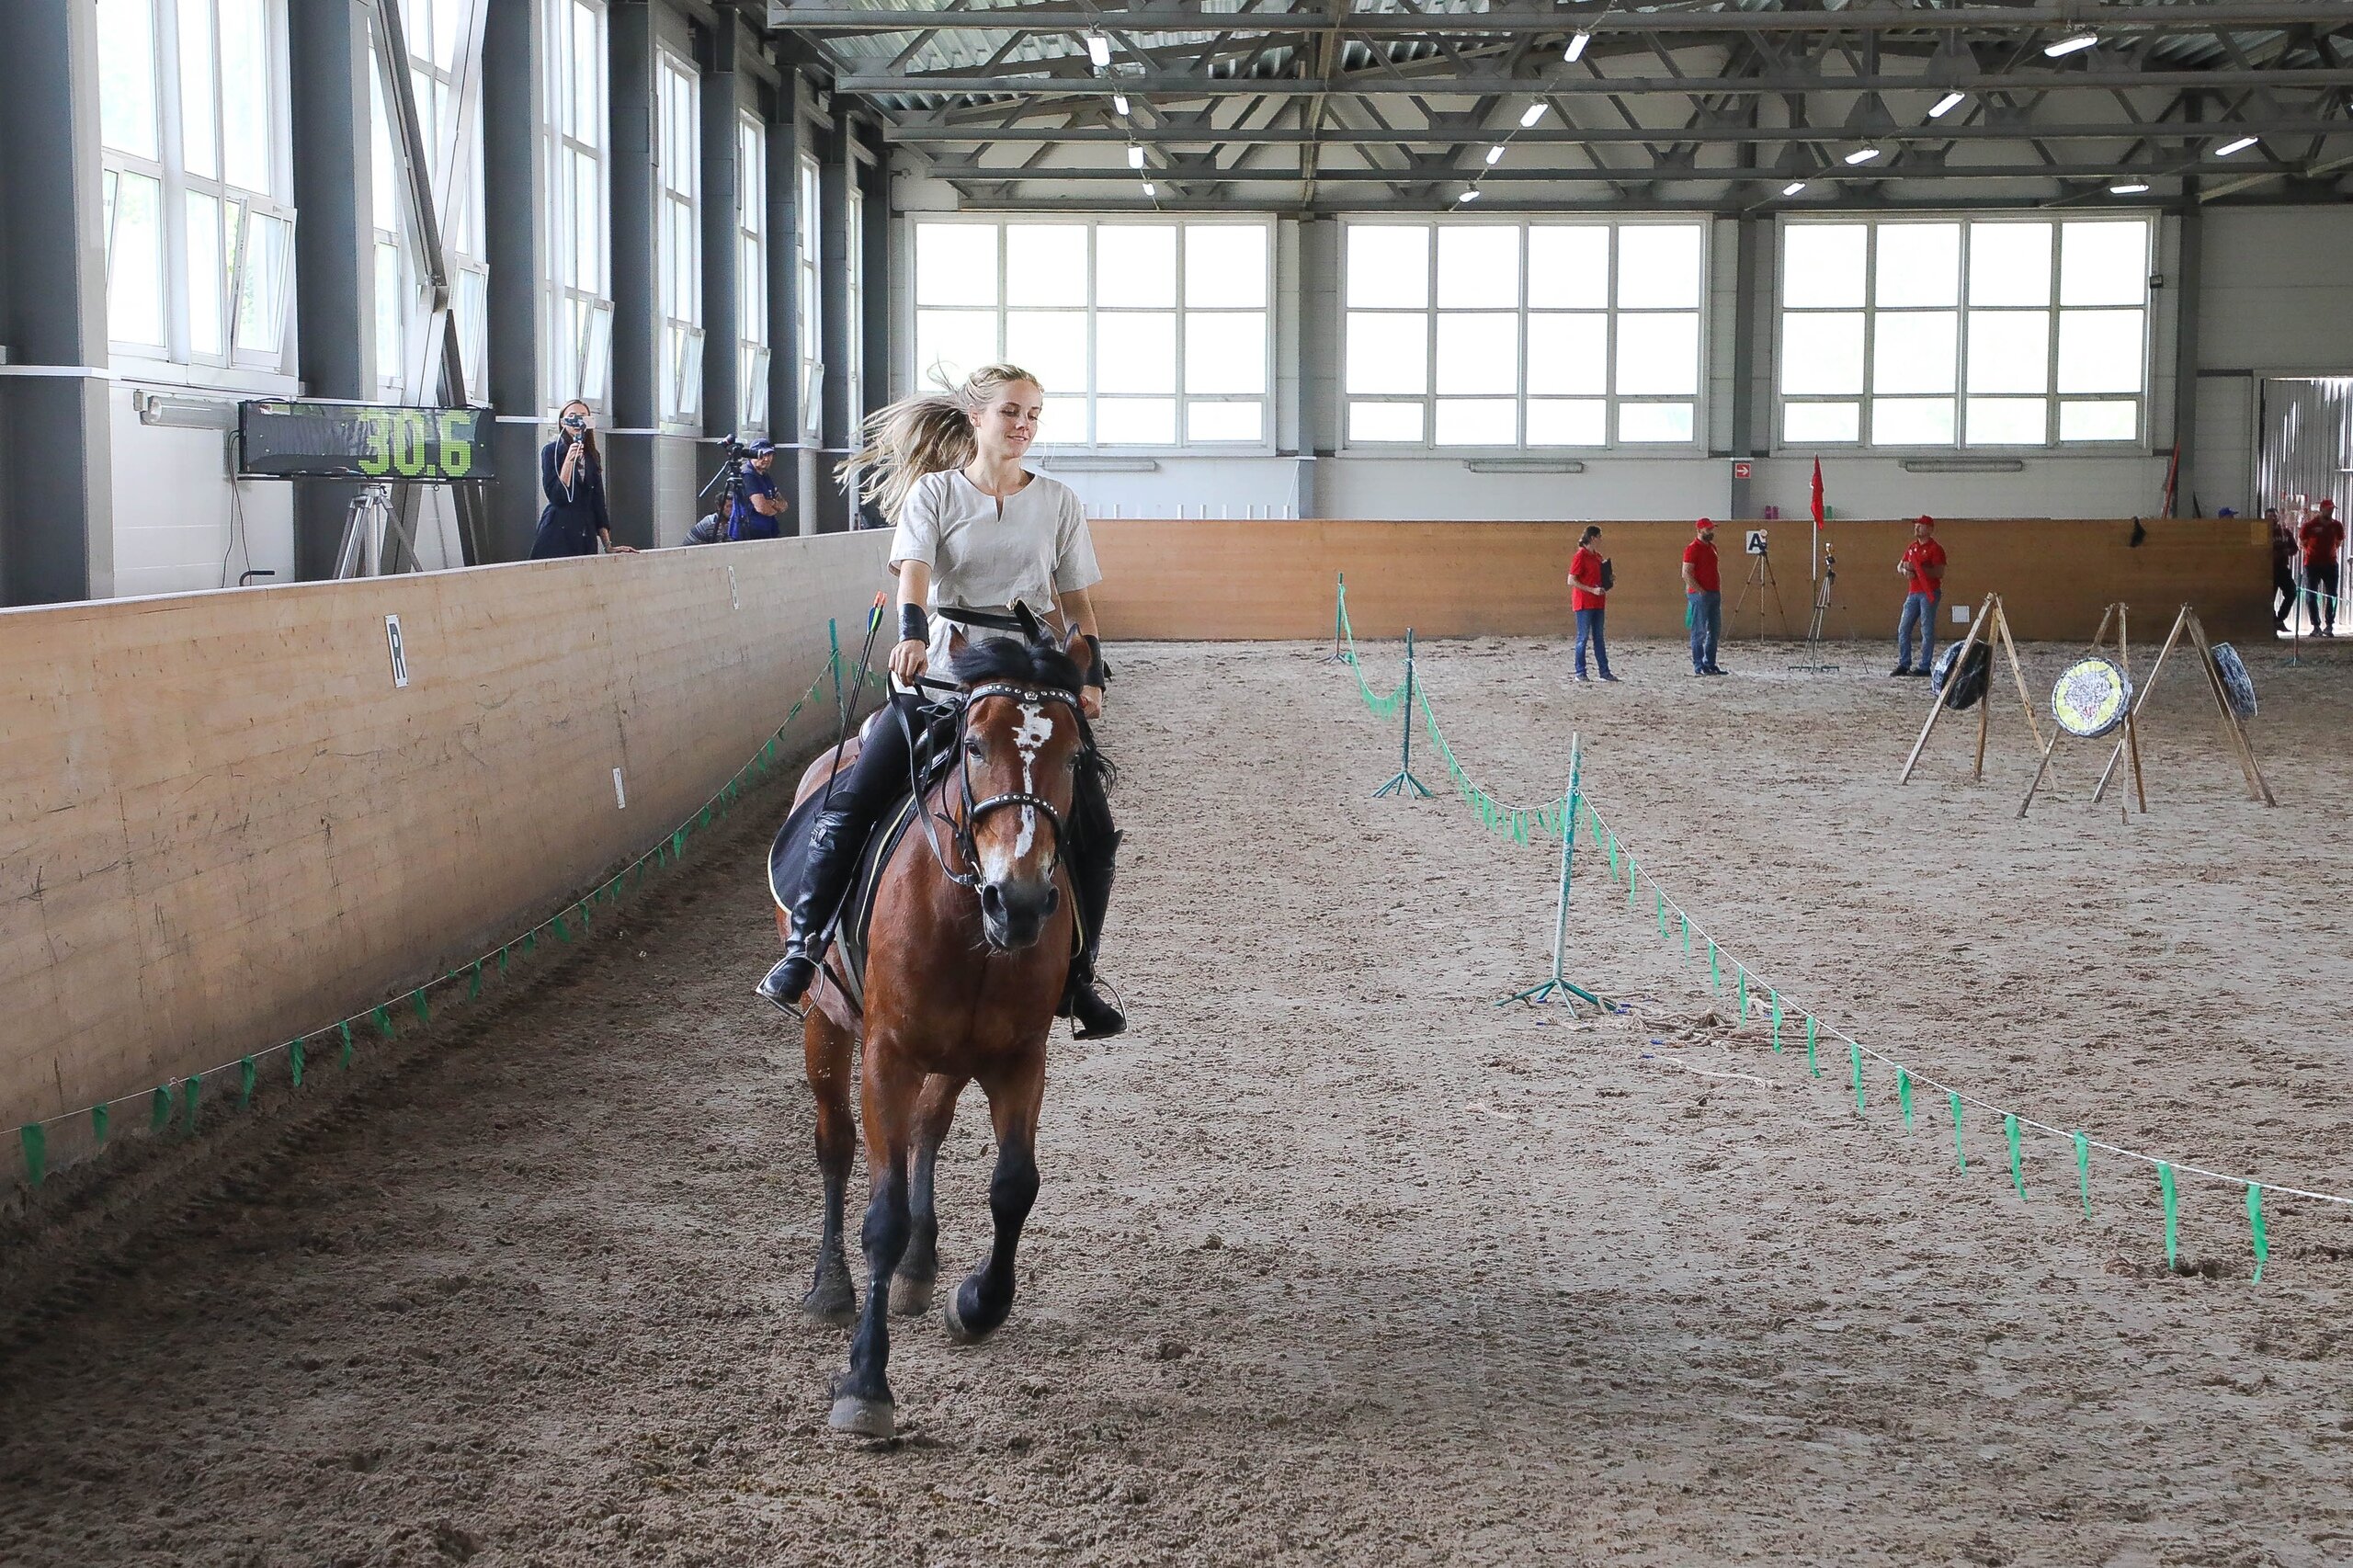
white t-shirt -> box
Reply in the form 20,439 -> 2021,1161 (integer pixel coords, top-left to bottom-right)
888,469 -> 1103,667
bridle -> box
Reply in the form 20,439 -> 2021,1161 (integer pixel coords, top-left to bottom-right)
899,676 -> 1084,892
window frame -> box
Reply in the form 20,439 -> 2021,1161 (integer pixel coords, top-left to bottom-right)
654,48 -> 702,428
540,0 -> 612,410
907,214 -> 1279,454
369,0 -> 489,404
1337,215 -> 1710,455
795,150 -> 824,442
96,0 -> 300,383
1773,213 -> 2154,454
735,109 -> 770,436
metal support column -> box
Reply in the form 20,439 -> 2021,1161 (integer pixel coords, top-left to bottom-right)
482,0 -> 548,559
0,0 -> 114,604
601,1 -> 658,549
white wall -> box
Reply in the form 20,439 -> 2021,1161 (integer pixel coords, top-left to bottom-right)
107,387 -> 296,597
2189,207 -> 2353,518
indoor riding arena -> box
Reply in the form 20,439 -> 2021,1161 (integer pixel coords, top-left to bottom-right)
6,3 -> 2353,1564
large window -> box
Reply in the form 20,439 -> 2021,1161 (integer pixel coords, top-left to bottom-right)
369,0 -> 488,401
96,0 -> 297,373
1342,220 -> 1704,449
735,112 -> 769,433
654,51 -> 701,425
542,0 -> 610,405
795,152 -> 824,440
1779,217 -> 2151,449
912,219 -> 1273,448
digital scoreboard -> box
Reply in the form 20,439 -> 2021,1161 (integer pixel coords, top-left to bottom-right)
237,401 -> 494,482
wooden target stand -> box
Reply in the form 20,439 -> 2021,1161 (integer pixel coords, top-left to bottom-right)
1897,593 -> 2044,786
2089,605 -> 2275,811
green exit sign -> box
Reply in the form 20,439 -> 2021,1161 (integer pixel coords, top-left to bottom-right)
238,401 -> 494,482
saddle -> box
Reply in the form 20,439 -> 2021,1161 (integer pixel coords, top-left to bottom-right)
766,722 -> 954,1018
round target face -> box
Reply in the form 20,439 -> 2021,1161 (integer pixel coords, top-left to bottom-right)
2212,642 -> 2257,720
2052,656 -> 2133,738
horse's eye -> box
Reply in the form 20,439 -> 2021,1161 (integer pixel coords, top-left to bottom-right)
964,739 -> 984,758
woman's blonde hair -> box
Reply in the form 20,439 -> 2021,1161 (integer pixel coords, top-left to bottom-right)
838,363 -> 1041,523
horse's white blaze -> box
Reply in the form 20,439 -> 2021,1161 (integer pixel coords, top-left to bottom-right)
981,701 -> 1057,885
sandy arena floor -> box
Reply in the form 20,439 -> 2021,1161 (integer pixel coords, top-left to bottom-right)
3,634 -> 2352,1566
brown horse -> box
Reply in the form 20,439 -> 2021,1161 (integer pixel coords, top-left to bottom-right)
778,635 -> 1097,1438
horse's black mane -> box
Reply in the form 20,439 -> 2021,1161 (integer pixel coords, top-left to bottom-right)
947,636 -> 1115,790
949,635 -> 1085,695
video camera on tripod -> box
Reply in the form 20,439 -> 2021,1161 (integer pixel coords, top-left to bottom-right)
689,435 -> 772,544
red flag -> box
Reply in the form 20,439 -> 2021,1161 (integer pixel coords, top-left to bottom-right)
1810,458 -> 1825,530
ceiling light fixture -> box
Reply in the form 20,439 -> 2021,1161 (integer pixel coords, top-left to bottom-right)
1085,31 -> 1112,67
1563,29 -> 1591,63
1458,187 -> 1483,203
1112,93 -> 1130,116
1519,103 -> 1548,129
1127,143 -> 1145,169
2109,181 -> 2150,194
1142,181 -> 1156,197
2043,32 -> 2097,57
1486,144 -> 1506,165
2215,134 -> 2258,156
1843,146 -> 1882,165
1929,91 -> 1967,119
1782,180 -> 1808,196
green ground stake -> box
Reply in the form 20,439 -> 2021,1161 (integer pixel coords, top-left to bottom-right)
151,1085 -> 172,1131
1848,1041 -> 1864,1111
1709,942 -> 1721,993
372,1005 -> 394,1041
181,1075 -> 200,1134
1656,890 -> 1666,937
2006,1113 -> 2026,1199
1626,862 -> 1637,909
1897,1067 -> 1914,1131
290,1041 -> 305,1089
469,961 -> 483,1000
339,1020 -> 355,1068
498,947 -> 510,975
2247,1187 -> 2268,1283
412,989 -> 430,1027
93,1104 -> 108,1144
524,931 -> 539,955
1949,1093 -> 1965,1170
1736,968 -> 1747,1019
238,1056 -> 256,1109
1806,1016 -> 1819,1077
2157,1163 -> 2179,1269
20,1124 -> 46,1188
2074,1132 -> 2092,1216
1681,915 -> 1690,956
553,914 -> 572,944
1770,994 -> 1782,1052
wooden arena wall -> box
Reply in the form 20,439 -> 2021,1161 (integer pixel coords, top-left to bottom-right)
0,535 -> 889,1135
1087,517 -> 2273,644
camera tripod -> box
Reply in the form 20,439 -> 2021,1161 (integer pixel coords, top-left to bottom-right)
1733,541 -> 1791,639
1790,541 -> 1846,672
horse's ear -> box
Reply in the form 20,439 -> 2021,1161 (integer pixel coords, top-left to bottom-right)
1013,603 -> 1046,645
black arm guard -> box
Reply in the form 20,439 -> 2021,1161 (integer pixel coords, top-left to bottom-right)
899,602 -> 928,645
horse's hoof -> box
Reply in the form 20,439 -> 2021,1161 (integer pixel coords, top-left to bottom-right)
943,1279 -> 997,1345
828,1394 -> 895,1439
889,1274 -> 934,1317
801,1277 -> 856,1326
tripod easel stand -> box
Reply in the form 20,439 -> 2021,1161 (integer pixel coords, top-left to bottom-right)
2087,604 -> 2277,809
1897,592 -> 2044,785
2018,602 -> 2147,817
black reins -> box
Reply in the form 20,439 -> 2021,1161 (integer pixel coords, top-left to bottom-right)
893,606 -> 1085,892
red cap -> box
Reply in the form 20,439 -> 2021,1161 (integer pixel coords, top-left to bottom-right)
2323,499 -> 2337,513
1916,514 -> 1936,528
1695,517 -> 1714,531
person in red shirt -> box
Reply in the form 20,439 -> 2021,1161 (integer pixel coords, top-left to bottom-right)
2299,498 -> 2344,636
1681,517 -> 1725,676
1893,515 -> 1947,676
1567,525 -> 1619,682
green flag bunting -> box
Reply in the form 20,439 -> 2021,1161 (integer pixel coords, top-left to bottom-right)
2006,1113 -> 2026,1199
2247,1186 -> 2268,1283
2074,1132 -> 2091,1216
1949,1093 -> 1965,1170
1896,1067 -> 1914,1131
2157,1162 -> 2179,1269
238,1056 -> 257,1109
19,1124 -> 45,1188
1848,1041 -> 1863,1112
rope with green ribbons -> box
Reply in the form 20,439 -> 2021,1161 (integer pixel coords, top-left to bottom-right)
1328,571 -> 2349,1280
